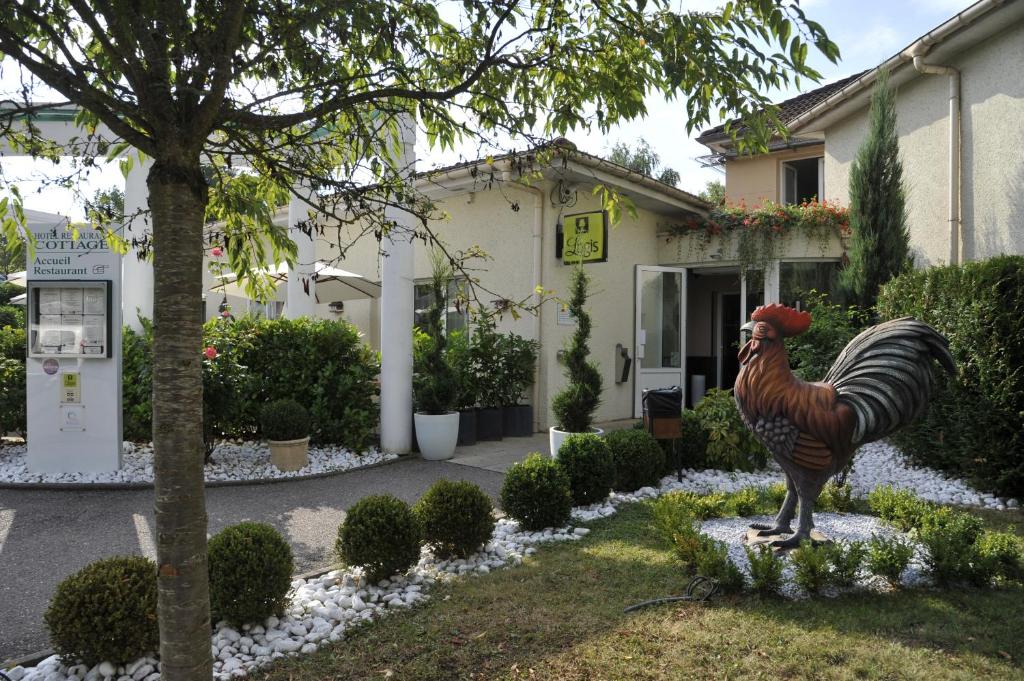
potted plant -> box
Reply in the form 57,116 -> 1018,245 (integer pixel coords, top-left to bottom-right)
498,332 -> 539,437
550,265 -> 603,457
260,398 -> 311,471
470,312 -> 504,441
447,329 -> 479,445
413,252 -> 460,460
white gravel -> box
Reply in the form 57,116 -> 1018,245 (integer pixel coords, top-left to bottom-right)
0,440 -> 396,485
6,439 -> 1018,680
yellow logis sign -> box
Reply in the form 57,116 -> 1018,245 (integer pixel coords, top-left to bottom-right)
561,210 -> 608,264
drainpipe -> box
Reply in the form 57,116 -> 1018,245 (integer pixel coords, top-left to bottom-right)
503,165 -> 546,432
911,52 -> 961,264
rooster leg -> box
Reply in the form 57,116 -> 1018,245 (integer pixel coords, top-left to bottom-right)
750,474 -> 797,536
769,493 -> 817,549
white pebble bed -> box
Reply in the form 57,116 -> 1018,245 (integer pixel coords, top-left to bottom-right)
700,513 -> 931,599
0,441 -> 397,485
5,441 -> 1018,680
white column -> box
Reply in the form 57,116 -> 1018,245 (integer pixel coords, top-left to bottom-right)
122,157 -> 154,331
379,113 -> 417,454
763,260 -> 781,304
286,182 -> 316,318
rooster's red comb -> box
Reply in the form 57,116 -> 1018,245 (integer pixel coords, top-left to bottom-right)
751,303 -> 812,337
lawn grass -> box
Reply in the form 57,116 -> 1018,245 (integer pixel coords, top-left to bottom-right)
259,503 -> 1023,681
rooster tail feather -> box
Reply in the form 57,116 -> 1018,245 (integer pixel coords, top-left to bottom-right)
824,317 -> 955,444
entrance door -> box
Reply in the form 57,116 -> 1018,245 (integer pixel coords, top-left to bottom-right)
634,266 -> 687,417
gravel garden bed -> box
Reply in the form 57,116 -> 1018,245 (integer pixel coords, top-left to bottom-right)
0,441 -> 397,486
5,439 -> 1019,681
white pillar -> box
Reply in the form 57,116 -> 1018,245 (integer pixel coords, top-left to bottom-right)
379,113 -> 417,454
286,182 -> 316,318
122,157 -> 154,331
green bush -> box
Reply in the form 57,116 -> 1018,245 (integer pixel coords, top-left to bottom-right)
123,316 -> 379,448
867,486 -> 933,531
824,541 -> 867,587
726,487 -> 761,516
762,482 -> 789,509
0,281 -> 22,305
495,332 -> 540,408
260,399 -> 311,441
551,266 -> 602,432
745,544 -> 784,595
791,541 -> 831,594
694,538 -> 745,593
0,303 -> 24,328
0,325 -> 24,360
818,480 -> 854,513
654,490 -> 727,521
917,507 -> 988,585
556,433 -> 615,505
605,428 -> 664,492
975,531 -> 1024,582
208,522 -> 294,625
415,480 -> 495,559
412,252 -> 458,415
336,495 -> 422,582
0,358 -> 25,435
500,453 -> 573,531
784,291 -> 870,382
675,409 -> 708,471
446,329 -> 478,411
877,255 -> 1024,498
694,388 -> 768,471
652,495 -> 706,566
44,556 -> 158,666
867,535 -> 914,585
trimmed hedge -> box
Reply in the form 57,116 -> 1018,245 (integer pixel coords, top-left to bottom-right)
336,494 -> 421,582
500,453 -> 573,530
414,479 -> 495,559
556,433 -> 615,505
0,357 -> 25,435
123,316 -> 379,448
877,256 -> 1024,498
605,428 -> 664,492
44,556 -> 158,666
208,522 -> 294,626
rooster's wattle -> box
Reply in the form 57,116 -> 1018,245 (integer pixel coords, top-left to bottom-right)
734,303 -> 955,548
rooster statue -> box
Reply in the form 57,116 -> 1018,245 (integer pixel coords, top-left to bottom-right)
734,303 -> 955,548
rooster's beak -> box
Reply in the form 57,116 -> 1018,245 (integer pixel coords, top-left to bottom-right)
740,320 -> 755,334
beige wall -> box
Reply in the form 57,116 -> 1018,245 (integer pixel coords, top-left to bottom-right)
312,179 -> 673,429
656,228 -> 845,267
724,145 -> 824,207
824,21 -> 1024,266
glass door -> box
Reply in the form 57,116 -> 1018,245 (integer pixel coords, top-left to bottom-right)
634,266 -> 687,417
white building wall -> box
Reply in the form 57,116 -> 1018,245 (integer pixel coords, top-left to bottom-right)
824,21 -> 1024,266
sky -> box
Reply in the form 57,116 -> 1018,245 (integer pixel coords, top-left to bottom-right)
1,0 -> 978,219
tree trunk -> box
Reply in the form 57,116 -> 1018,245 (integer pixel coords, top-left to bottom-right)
147,161 -> 213,680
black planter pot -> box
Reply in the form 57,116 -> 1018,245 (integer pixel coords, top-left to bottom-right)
457,409 -> 478,446
476,407 -> 503,441
501,404 -> 534,437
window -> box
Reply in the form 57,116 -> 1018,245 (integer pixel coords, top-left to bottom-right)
414,279 -> 468,333
779,261 -> 841,309
247,299 -> 284,319
781,157 -> 823,205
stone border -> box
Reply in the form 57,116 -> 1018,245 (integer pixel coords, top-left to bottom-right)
0,454 -> 402,491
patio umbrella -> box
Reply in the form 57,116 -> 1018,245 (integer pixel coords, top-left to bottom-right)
3,271 -> 26,288
209,261 -> 381,304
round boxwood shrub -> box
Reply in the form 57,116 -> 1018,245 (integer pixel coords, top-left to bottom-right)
44,556 -> 158,666
556,433 -> 615,505
337,494 -> 421,581
208,522 -> 294,626
500,453 -> 573,530
414,479 -> 495,559
260,398 -> 311,441
605,428 -> 665,492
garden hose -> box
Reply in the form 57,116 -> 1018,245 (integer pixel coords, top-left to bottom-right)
623,575 -> 719,613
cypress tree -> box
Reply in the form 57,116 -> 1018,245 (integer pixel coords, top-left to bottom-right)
839,70 -> 912,309
551,265 -> 603,432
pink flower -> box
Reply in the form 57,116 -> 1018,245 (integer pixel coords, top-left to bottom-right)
221,309 -> 230,318
203,346 -> 217,360
211,247 -> 224,257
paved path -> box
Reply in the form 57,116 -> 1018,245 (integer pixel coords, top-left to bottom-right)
0,456 -> 504,661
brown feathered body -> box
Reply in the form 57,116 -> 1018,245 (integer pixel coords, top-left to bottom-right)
734,304 -> 955,538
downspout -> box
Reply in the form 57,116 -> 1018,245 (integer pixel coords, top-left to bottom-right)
910,51 -> 962,264
503,165 -> 545,432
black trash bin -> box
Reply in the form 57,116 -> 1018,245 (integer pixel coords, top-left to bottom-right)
642,386 -> 684,480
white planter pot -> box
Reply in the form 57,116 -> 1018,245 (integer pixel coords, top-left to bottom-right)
268,436 -> 310,472
549,426 -> 605,459
415,412 -> 460,461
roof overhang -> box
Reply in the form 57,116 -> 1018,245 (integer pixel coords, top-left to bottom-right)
790,0 -> 1024,134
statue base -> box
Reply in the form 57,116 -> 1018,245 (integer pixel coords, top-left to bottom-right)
744,527 -> 831,552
